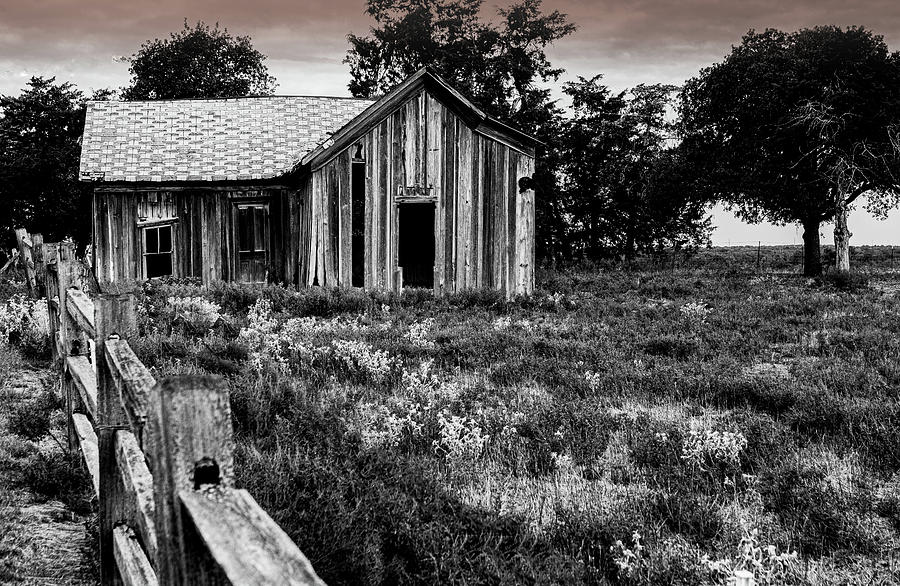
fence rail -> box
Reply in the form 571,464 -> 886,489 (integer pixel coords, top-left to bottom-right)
36,236 -> 325,586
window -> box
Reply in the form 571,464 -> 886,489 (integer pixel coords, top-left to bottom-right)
143,224 -> 173,278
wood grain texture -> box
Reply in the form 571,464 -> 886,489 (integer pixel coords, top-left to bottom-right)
116,430 -> 158,564
42,243 -> 60,362
14,228 -> 37,298
113,525 -> 159,586
426,94 -> 444,295
72,412 -> 100,498
31,233 -> 45,297
66,288 -> 96,339
96,294 -> 139,586
180,488 -> 326,586
105,339 -> 155,447
148,375 -> 234,586
67,355 -> 97,420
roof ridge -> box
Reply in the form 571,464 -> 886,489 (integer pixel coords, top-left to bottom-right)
88,95 -> 375,105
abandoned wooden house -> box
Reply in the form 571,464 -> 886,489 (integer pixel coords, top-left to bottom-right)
79,68 -> 537,296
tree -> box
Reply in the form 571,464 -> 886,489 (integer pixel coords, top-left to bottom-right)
681,26 -> 900,276
345,0 -> 575,263
561,76 -> 711,260
0,77 -> 91,248
122,21 -> 277,100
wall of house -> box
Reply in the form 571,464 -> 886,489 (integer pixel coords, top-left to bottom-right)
92,188 -> 299,285
304,89 -> 536,297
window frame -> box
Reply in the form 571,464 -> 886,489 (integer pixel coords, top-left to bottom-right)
141,221 -> 176,280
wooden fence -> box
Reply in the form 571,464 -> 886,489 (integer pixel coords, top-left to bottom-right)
40,239 -> 325,586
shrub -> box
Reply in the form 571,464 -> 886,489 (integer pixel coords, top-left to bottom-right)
21,451 -> 94,515
0,294 -> 50,357
8,388 -> 60,442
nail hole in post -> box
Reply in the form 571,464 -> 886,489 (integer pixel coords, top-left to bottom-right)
193,457 -> 220,490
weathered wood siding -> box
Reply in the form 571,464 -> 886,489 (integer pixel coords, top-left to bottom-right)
92,189 -> 300,286
306,89 -> 535,296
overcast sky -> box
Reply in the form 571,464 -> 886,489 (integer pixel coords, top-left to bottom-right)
1,0 -> 898,244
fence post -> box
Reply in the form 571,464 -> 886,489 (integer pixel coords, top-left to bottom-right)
148,376 -> 235,585
13,228 -> 38,298
733,570 -> 754,586
57,243 -> 83,450
96,293 -> 138,586
31,233 -> 45,297
43,243 -> 60,362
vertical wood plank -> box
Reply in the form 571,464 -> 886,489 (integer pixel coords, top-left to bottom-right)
378,119 -> 389,289
456,125 -> 473,291
481,142 -> 494,288
31,233 -> 45,296
364,130 -> 374,289
148,375 -> 235,586
339,151 -> 353,286
426,93 -> 444,296
507,151 -> 519,299
14,228 -> 38,298
42,243 -> 60,362
527,156 -> 536,295
391,112 -> 404,292
472,136 -> 483,289
96,293 -> 139,586
418,91 -> 427,189
442,107 -> 457,294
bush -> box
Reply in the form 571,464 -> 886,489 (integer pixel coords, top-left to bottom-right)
8,388 -> 60,442
21,451 -> 94,515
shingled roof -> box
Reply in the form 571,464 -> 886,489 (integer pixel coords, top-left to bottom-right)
80,96 -> 374,183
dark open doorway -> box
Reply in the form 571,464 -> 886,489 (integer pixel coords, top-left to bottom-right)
398,202 -> 435,288
351,161 -> 365,287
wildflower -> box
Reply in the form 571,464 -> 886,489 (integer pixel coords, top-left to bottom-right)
492,316 -> 512,331
333,339 -> 398,383
433,410 -> 488,462
679,301 -> 712,324
681,426 -> 747,470
406,318 -> 436,349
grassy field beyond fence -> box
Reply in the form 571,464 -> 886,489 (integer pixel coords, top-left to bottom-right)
5,247 -> 899,584
115,250 -> 900,585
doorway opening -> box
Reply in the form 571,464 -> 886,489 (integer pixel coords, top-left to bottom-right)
351,160 -> 365,287
398,201 -> 435,288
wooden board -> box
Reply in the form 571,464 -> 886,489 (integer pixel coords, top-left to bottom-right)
67,356 -> 97,420
72,413 -> 99,498
65,288 -> 95,339
180,488 -> 325,586
116,430 -> 157,564
113,525 -> 159,586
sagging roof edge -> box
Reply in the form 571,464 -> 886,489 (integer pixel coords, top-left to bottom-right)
297,67 -> 541,173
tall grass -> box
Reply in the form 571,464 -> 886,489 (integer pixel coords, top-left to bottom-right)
132,260 -> 900,585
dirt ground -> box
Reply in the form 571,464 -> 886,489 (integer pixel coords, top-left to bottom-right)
0,359 -> 97,585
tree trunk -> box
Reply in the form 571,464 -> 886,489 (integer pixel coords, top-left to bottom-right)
802,216 -> 822,277
834,196 -> 851,272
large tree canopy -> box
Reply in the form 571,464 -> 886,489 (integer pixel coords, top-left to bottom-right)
561,77 -> 711,260
122,21 -> 277,100
0,77 -> 90,248
681,26 -> 900,275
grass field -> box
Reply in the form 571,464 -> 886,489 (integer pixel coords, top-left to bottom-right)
5,246 -> 900,584
118,247 -> 899,585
